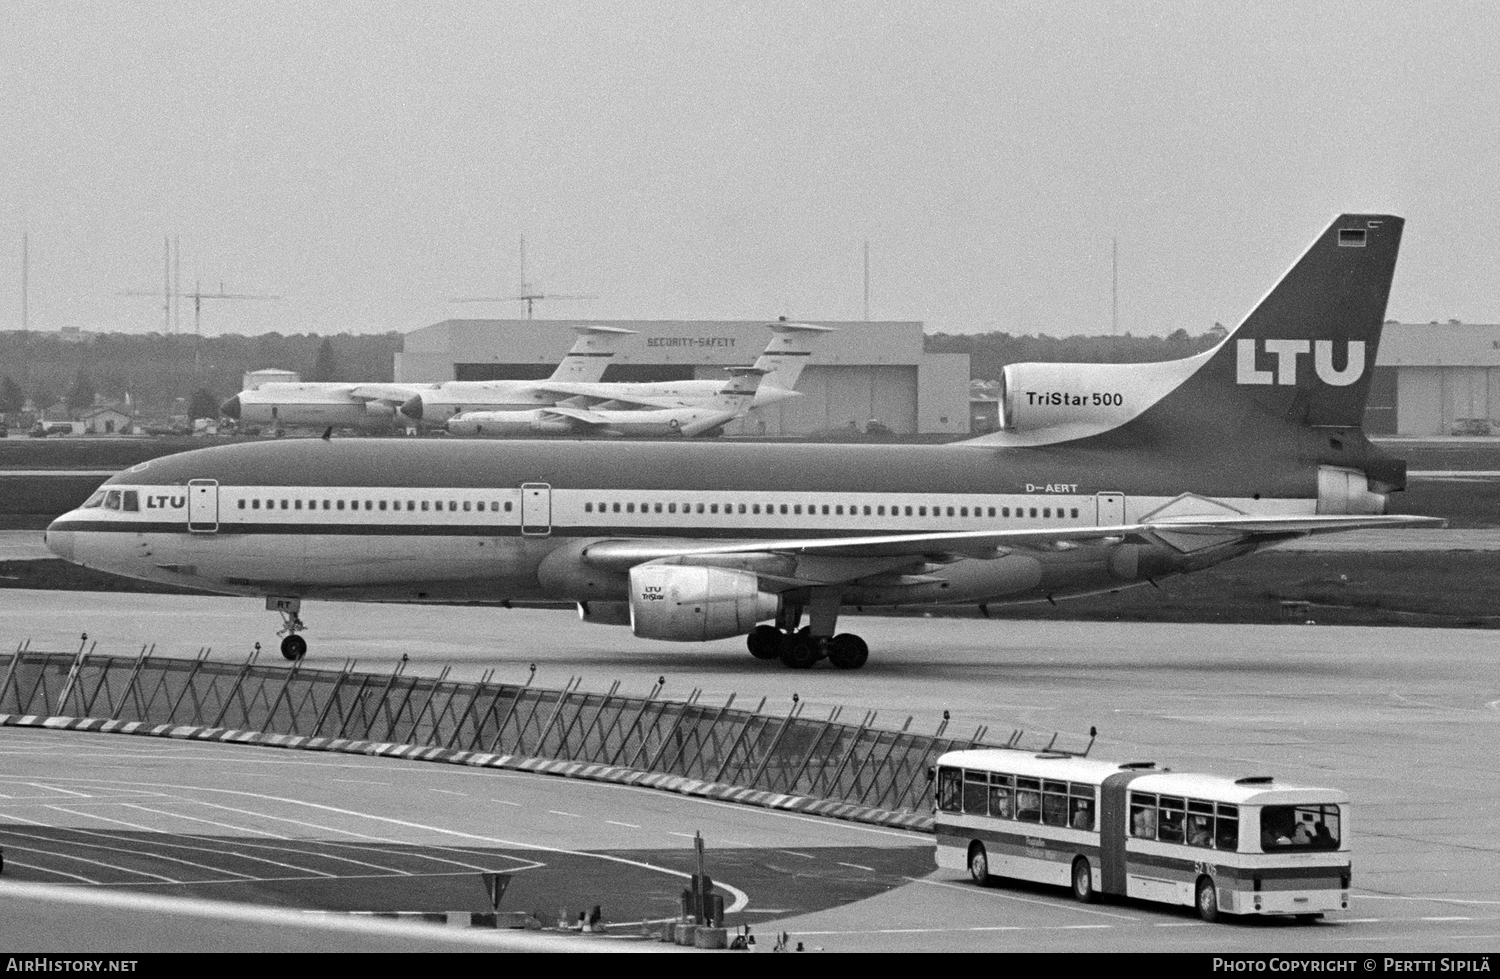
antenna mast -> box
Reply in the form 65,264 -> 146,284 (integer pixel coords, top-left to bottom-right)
863,240 -> 870,321
1112,236 -> 1118,335
173,235 -> 181,334
449,235 -> 595,319
162,238 -> 172,333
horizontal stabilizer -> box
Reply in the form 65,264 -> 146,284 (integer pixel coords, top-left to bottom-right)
765,319 -> 838,334
1147,513 -> 1444,535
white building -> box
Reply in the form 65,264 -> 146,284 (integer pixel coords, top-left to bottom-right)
1372,323 -> 1500,435
395,319 -> 971,436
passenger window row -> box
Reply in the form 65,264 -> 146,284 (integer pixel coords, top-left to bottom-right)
234,498 -> 513,514
1130,792 -> 1240,851
937,767 -> 1097,830
582,500 -> 1083,519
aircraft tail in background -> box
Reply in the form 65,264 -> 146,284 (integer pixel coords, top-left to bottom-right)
750,319 -> 837,399
544,325 -> 638,383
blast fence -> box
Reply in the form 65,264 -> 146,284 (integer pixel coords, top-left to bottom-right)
1,640 -> 1090,816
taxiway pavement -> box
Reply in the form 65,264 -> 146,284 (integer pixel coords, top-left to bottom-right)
2,588 -> 1497,952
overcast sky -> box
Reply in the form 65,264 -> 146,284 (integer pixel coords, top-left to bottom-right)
2,1 -> 1496,338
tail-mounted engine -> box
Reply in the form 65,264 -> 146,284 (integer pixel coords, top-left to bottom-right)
998,358 -> 1199,432
1316,465 -> 1387,515
628,565 -> 778,642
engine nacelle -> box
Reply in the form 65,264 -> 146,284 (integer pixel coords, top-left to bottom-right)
1316,465 -> 1387,515
999,356 -> 1202,432
628,565 -> 778,642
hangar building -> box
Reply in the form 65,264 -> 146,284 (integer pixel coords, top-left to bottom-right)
1370,322 -> 1500,436
395,319 -> 970,436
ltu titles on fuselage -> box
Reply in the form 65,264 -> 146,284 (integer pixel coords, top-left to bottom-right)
1025,391 -> 1124,407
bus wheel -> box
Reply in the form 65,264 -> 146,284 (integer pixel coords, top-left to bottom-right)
967,842 -> 990,885
1195,877 -> 1220,923
1071,857 -> 1095,903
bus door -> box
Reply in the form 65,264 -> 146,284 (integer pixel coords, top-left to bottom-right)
521,482 -> 552,536
1095,491 -> 1125,526
1099,771 -> 1149,896
188,479 -> 219,533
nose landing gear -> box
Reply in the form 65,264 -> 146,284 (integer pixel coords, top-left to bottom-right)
267,596 -> 308,661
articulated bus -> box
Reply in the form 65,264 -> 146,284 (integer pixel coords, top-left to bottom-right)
933,750 -> 1351,922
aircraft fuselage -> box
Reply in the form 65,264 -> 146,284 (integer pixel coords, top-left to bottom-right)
45,435 -> 1333,610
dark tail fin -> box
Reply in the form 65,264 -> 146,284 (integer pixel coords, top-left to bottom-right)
1190,213 -> 1403,429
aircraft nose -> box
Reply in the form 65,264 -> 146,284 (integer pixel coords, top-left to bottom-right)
400,396 -> 424,421
44,523 -> 76,563
220,395 -> 241,419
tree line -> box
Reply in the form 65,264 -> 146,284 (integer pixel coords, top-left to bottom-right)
0,331 -> 402,418
926,326 -> 1227,384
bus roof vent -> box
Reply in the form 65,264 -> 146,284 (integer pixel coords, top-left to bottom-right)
1119,761 -> 1157,770
1234,775 -> 1275,785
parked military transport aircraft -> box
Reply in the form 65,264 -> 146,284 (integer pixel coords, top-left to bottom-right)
47,215 -> 1437,670
446,367 -> 769,438
218,325 -> 636,431
397,320 -> 830,425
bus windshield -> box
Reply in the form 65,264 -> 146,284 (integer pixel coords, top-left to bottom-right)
1260,804 -> 1340,851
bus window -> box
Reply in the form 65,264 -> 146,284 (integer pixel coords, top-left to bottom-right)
1186,799 -> 1214,847
1216,804 -> 1240,851
988,775 -> 1014,819
1158,796 -> 1186,844
963,770 -> 988,815
1261,804 -> 1340,851
1130,793 -> 1157,839
1041,780 -> 1069,827
1069,790 -> 1096,831
1015,777 -> 1042,823
937,768 -> 962,813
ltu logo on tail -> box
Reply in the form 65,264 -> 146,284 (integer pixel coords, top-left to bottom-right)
1235,339 -> 1365,387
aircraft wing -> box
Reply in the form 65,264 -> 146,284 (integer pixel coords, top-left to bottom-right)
534,383 -> 704,409
347,384 -> 428,404
538,405 -> 613,427
576,514 -> 1443,585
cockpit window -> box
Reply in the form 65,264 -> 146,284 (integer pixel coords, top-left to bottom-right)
122,490 -> 140,512
104,490 -> 122,511
83,491 -> 106,509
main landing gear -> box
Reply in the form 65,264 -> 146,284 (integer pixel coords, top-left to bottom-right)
745,591 -> 870,670
268,596 -> 308,661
